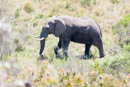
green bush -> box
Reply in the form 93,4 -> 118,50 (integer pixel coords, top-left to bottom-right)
109,0 -> 120,4
123,43 -> 130,51
119,14 -> 130,27
24,3 -> 34,13
35,14 -> 43,19
15,8 -> 19,18
90,53 -> 130,74
112,14 -> 130,46
14,38 -> 24,52
113,14 -> 130,33
109,44 -> 121,56
81,0 -> 96,6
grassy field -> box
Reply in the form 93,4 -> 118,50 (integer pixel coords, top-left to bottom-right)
0,0 -> 130,87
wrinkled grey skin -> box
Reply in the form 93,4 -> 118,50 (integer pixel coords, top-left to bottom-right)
39,16 -> 105,58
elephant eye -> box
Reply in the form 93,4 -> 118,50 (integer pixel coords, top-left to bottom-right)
46,28 -> 49,30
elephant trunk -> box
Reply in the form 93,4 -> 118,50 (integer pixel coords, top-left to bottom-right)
39,29 -> 48,57
39,39 -> 45,56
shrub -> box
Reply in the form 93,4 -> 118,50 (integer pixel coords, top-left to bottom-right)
24,3 -> 34,13
109,44 -> 121,56
119,14 -> 130,27
0,17 -> 24,59
14,38 -> 24,52
90,53 -> 130,74
0,19 -> 13,59
15,8 -> 19,18
109,0 -> 120,4
112,14 -> 130,46
0,0 -> 8,16
0,61 -> 34,87
123,43 -> 130,52
35,14 -> 43,19
81,0 -> 96,6
23,58 -> 130,86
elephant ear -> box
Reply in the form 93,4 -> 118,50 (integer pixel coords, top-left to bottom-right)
55,19 -> 66,37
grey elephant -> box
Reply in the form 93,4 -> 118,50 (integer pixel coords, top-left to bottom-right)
34,16 -> 105,58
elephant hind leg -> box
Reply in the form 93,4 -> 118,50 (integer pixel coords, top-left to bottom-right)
98,45 -> 105,58
93,37 -> 105,58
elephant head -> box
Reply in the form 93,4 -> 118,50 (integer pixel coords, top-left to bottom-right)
34,17 -> 66,56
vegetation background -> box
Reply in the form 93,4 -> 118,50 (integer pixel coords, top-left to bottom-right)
0,0 -> 130,87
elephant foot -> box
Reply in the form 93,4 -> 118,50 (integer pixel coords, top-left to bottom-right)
100,54 -> 105,58
83,55 -> 90,59
63,55 -> 68,61
56,54 -> 62,59
37,54 -> 45,61
39,54 -> 44,59
62,53 -> 68,60
100,56 -> 104,58
56,53 -> 68,60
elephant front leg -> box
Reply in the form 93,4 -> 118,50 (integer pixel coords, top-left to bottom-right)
54,39 -> 62,58
61,38 -> 70,60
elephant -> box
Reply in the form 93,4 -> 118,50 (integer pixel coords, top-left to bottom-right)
34,16 -> 105,59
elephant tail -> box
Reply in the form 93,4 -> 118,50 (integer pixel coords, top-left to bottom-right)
99,26 -> 102,37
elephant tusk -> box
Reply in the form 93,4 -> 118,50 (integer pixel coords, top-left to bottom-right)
32,35 -> 40,38
33,37 -> 45,41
